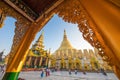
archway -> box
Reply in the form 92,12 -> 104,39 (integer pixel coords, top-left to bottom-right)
0,17 -> 16,78
0,0 -> 120,79
0,17 -> 16,64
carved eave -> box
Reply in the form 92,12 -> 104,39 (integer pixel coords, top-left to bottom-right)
53,0 -> 120,69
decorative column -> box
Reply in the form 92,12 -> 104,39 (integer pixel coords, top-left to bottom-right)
2,24 -> 36,80
27,56 -> 32,67
54,0 -> 120,78
2,9 -> 54,80
113,66 -> 120,79
39,57 -> 43,67
45,58 -> 49,67
79,0 -> 120,78
34,57 -> 38,68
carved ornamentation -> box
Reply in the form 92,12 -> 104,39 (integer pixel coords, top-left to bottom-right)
0,0 -> 117,70
0,8 -> 6,28
54,0 -> 113,66
0,1 -> 31,65
7,0 -> 39,20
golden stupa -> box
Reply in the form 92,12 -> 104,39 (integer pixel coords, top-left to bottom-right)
50,30 -> 112,71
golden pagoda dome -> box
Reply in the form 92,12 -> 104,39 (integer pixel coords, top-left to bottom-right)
57,29 -> 75,50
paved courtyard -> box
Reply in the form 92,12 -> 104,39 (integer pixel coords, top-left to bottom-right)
19,71 -> 118,80
0,71 -> 119,80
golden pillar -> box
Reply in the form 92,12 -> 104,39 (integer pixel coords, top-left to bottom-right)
2,24 -> 39,80
39,57 -> 43,67
1,5 -> 54,79
27,56 -> 32,67
45,58 -> 49,67
113,66 -> 120,79
34,57 -> 38,67
80,0 -> 120,78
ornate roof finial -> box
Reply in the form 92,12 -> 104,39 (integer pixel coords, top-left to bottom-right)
64,29 -> 67,39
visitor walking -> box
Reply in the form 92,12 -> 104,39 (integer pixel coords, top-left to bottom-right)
48,68 -> 50,76
101,68 -> 107,76
1,65 -> 5,74
40,69 -> 44,78
69,69 -> 72,75
45,68 -> 47,77
83,71 -> 86,75
46,68 -> 49,77
74,69 -> 77,75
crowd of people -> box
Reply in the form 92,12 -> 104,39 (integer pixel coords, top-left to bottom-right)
69,69 -> 85,75
17,68 -> 108,80
40,68 -> 107,77
68,68 -> 107,76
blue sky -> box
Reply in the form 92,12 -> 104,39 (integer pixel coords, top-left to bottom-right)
0,14 -> 93,55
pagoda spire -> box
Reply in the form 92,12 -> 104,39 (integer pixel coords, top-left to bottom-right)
32,30 -> 44,49
57,29 -> 74,50
64,29 -> 67,38
63,29 -> 68,42
37,30 -> 44,42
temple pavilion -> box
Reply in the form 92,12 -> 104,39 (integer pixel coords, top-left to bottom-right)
24,32 -> 50,68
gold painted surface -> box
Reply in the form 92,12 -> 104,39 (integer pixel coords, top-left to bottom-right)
113,66 -> 120,79
3,7 -> 54,72
26,56 -> 32,66
39,57 -> 43,66
1,0 -> 119,78
108,0 -> 120,7
79,0 -> 120,78
80,0 -> 120,62
0,1 -> 31,69
0,8 -> 6,28
51,30 -> 111,71
6,25 -> 35,72
45,58 -> 48,66
53,0 -> 120,72
57,30 -> 75,50
28,50 -> 39,57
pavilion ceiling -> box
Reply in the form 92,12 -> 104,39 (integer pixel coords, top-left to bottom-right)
4,0 -> 59,21
22,0 -> 58,15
